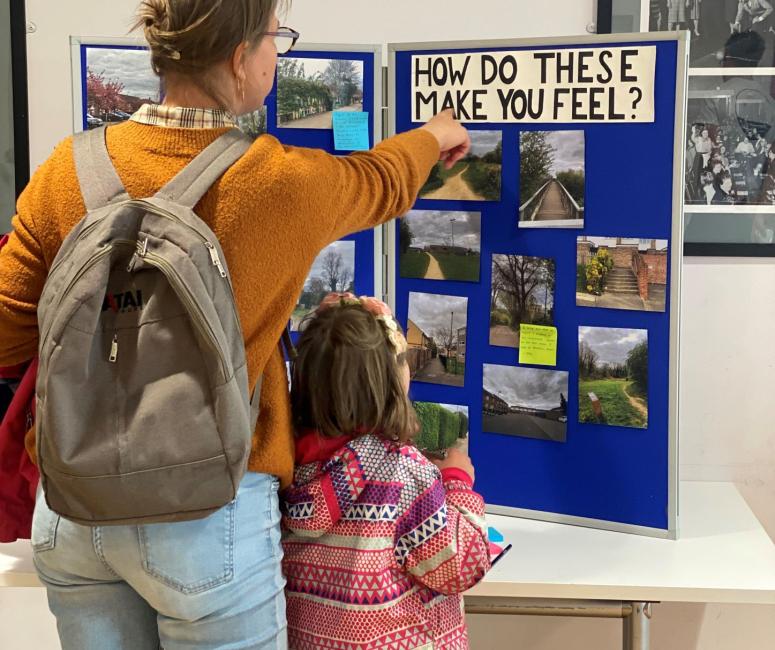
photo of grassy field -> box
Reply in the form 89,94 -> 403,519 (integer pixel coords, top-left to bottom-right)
419,131 -> 502,201
399,211 -> 481,282
578,326 -> 648,429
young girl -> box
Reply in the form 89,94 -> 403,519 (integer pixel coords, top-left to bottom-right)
283,293 -> 491,650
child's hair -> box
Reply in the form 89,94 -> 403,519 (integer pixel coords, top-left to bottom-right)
134,0 -> 286,76
291,298 -> 417,444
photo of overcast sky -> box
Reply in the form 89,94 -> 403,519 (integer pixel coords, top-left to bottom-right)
86,47 -> 160,101
542,131 -> 585,175
483,364 -> 569,411
282,56 -> 364,83
403,211 -> 481,250
582,237 -> 668,252
469,130 -> 502,157
408,292 -> 468,335
579,327 -> 648,366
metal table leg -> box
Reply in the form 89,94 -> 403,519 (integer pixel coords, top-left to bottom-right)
465,597 -> 655,650
623,602 -> 651,650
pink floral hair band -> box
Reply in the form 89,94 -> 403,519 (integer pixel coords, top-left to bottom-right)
314,292 -> 408,356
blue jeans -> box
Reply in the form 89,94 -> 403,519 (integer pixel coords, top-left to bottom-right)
32,472 -> 287,650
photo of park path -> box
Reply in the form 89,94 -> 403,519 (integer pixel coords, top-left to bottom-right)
400,210 -> 481,283
420,131 -> 502,201
578,326 -> 648,429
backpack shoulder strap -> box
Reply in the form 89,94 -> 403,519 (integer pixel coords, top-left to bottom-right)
72,127 -> 130,211
155,128 -> 251,209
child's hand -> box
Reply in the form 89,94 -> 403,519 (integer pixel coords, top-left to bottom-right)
431,448 -> 475,483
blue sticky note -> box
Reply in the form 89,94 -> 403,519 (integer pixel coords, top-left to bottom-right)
488,527 -> 504,543
333,111 -> 370,151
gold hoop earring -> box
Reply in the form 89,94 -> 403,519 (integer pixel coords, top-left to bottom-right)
237,78 -> 245,104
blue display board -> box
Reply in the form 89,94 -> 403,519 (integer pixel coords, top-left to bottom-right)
71,41 -> 383,338
264,46 -> 381,339
390,35 -> 686,537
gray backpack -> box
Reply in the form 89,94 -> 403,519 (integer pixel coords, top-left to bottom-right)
36,126 -> 259,525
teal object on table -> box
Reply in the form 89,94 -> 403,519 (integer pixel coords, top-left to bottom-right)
333,111 -> 370,151
488,526 -> 504,543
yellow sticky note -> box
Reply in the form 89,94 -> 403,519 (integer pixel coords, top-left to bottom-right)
519,324 -> 558,366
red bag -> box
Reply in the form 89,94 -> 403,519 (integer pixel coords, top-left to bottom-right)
0,232 -> 40,541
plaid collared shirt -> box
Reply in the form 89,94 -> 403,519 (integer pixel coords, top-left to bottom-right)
130,104 -> 238,129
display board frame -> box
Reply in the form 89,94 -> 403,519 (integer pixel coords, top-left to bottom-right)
69,37 -> 385,314
388,32 -> 688,539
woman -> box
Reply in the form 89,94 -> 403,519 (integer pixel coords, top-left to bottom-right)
668,0 -> 688,29
735,0 -> 775,33
0,1 -> 469,648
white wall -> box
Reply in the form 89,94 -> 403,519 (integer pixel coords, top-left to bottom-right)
12,0 -> 775,648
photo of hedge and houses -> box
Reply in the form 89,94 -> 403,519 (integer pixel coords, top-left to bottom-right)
276,57 -> 364,129
413,403 -> 469,454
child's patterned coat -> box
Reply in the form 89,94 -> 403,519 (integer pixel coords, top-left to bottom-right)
282,432 -> 491,650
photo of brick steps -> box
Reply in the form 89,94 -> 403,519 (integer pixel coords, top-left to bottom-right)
576,237 -> 668,313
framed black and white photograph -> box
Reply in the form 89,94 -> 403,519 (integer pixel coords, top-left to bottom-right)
601,0 -> 775,255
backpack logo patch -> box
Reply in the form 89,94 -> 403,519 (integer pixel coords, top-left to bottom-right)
102,290 -> 144,313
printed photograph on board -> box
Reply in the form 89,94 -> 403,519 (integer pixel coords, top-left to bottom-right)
519,130 -> 585,228
685,76 -> 775,208
83,46 -> 160,129
489,254 -> 555,348
419,130 -> 502,201
276,57 -> 364,129
399,211 -> 481,282
407,292 -> 468,387
578,326 -> 648,429
647,1 -> 775,68
413,403 -> 469,455
482,364 -> 569,443
237,106 -> 267,140
576,237 -> 668,312
291,240 -> 355,330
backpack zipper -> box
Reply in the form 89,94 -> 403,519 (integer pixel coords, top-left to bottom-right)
40,240 -> 135,354
141,250 -> 230,382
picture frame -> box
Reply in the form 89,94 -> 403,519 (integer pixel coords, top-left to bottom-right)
598,1 -> 775,257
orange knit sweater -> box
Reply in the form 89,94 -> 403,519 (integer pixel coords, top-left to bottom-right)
0,121 -> 439,488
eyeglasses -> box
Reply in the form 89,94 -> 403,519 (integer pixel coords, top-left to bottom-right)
264,26 -> 300,55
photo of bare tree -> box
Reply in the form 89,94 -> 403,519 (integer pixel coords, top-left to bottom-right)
407,292 -> 468,387
489,254 -> 556,348
291,240 -> 355,330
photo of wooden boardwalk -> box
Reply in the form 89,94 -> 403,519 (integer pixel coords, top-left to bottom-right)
519,131 -> 585,228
